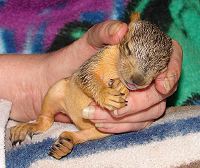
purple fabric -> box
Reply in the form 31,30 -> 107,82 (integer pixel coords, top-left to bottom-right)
0,0 -> 129,53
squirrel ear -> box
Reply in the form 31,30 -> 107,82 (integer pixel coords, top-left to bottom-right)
130,12 -> 141,22
127,12 -> 141,35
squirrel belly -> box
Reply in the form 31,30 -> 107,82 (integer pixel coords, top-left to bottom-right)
51,44 -> 124,129
48,44 -> 127,131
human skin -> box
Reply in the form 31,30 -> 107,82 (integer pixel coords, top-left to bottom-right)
0,20 -> 182,133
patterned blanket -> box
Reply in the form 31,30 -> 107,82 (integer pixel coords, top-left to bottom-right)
0,0 -> 200,105
1,0 -> 200,168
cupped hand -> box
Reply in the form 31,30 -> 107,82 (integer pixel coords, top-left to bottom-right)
5,20 -> 127,122
82,40 -> 183,133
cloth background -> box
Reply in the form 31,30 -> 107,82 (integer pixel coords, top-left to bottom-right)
0,0 -> 200,106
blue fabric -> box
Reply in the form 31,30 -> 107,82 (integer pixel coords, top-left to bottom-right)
2,29 -> 16,53
80,12 -> 106,24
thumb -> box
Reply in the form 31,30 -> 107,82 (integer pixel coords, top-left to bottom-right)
84,20 -> 128,50
155,40 -> 182,95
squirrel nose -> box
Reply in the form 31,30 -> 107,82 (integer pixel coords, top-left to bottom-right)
131,73 -> 145,86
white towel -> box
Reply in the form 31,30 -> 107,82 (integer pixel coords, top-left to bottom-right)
0,99 -> 12,168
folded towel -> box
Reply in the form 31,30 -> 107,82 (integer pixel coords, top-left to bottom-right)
5,106 -> 200,168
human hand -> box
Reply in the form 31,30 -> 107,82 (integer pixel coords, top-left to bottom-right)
3,20 -> 127,122
82,40 -> 183,133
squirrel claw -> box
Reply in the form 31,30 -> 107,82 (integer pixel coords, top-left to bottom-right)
98,79 -> 129,111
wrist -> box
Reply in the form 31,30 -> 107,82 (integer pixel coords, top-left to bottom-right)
44,35 -> 96,86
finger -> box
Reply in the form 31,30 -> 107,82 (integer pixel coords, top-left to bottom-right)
95,121 -> 153,134
82,106 -> 111,122
84,101 -> 165,124
66,20 -> 128,67
86,20 -> 128,49
111,101 -> 166,122
113,84 -> 166,116
54,112 -> 71,123
75,20 -> 128,57
155,40 -> 183,94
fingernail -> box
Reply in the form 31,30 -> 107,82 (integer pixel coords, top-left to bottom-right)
163,77 -> 171,93
170,73 -> 177,84
113,103 -> 129,116
144,121 -> 153,128
109,22 -> 123,36
82,106 -> 95,119
95,123 -> 104,128
113,110 -> 118,116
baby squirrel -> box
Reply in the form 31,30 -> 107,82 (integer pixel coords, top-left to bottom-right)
10,14 -> 172,159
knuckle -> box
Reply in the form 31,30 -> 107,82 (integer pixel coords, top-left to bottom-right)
145,85 -> 162,106
171,65 -> 180,83
126,95 -> 137,113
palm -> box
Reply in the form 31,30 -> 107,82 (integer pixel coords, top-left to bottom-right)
7,64 -> 48,122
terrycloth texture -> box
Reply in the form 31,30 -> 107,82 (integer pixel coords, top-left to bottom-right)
5,106 -> 200,168
0,0 -> 200,105
0,99 -> 12,168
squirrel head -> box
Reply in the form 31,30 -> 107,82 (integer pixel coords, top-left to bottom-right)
118,20 -> 172,90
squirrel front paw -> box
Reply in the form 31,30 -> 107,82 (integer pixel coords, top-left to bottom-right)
98,79 -> 129,111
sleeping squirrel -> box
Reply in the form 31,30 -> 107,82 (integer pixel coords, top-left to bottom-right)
10,13 -> 172,159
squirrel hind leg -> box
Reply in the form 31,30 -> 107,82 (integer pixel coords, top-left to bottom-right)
10,79 -> 69,146
49,127 -> 110,159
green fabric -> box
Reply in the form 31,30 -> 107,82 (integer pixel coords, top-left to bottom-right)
168,0 -> 200,105
130,0 -> 200,106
